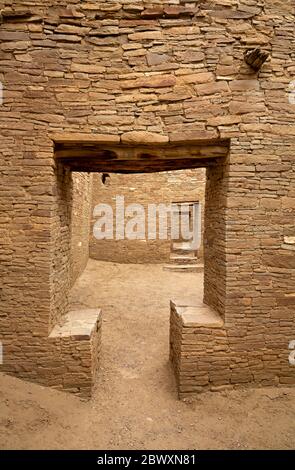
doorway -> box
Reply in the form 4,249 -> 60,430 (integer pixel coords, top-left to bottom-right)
49,133 -> 230,396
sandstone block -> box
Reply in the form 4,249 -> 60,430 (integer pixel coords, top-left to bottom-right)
122,75 -> 176,89
207,115 -> 242,126
159,86 -> 192,102
229,80 -> 260,92
177,72 -> 214,85
128,31 -> 163,41
169,130 -> 218,143
71,63 -> 106,74
121,131 -> 169,144
196,81 -> 230,96
146,52 -> 170,66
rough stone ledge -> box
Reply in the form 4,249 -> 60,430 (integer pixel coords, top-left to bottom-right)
51,133 -> 120,145
170,300 -> 224,328
49,308 -> 101,340
50,131 -> 230,148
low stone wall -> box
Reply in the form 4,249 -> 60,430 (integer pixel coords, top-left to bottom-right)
170,299 -> 295,399
170,301 -> 231,398
48,309 -> 102,398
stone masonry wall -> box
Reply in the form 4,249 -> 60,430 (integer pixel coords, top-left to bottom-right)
204,162 -> 227,317
0,0 -> 294,395
90,169 -> 205,264
170,301 -> 229,397
48,308 -> 102,398
71,172 -> 92,285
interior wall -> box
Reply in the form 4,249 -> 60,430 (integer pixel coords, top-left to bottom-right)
50,168 -> 93,330
50,163 -> 72,330
90,169 -> 205,264
204,160 -> 227,317
71,172 -> 93,285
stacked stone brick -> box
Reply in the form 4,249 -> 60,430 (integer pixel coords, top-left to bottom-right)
71,173 -> 93,285
0,0 -> 294,396
90,170 -> 205,264
170,301 -> 228,397
49,309 -> 102,397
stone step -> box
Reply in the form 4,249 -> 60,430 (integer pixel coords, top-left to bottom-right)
171,247 -> 198,256
163,263 -> 204,273
172,241 -> 193,249
170,254 -> 199,265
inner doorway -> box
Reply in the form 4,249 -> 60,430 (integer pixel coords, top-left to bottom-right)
51,134 -> 230,396
165,201 -> 203,272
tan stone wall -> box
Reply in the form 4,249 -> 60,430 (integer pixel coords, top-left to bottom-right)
0,0 -> 294,395
90,170 -> 205,264
170,302 -> 229,397
48,308 -> 102,398
204,163 -> 227,317
71,173 -> 92,285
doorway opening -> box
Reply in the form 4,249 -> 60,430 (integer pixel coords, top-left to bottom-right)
50,134 -> 230,397
164,201 -> 203,272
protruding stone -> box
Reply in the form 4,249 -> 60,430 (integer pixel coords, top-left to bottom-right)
159,86 -> 192,102
146,52 -> 170,66
122,75 -> 176,89
121,131 -> 169,144
141,8 -> 163,19
177,72 -> 214,85
128,31 -> 163,41
175,51 -> 205,63
71,63 -> 106,74
169,130 -> 219,143
210,8 -> 261,19
207,115 -> 242,126
51,133 -> 120,144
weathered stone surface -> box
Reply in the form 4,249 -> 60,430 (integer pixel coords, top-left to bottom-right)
121,131 -> 169,144
159,86 -> 192,102
55,25 -> 89,36
229,101 -> 266,114
177,72 -> 214,85
207,115 -> 242,126
168,6 -> 194,16
175,50 -> 205,63
263,254 -> 295,270
146,52 -> 170,66
122,74 -> 176,89
71,63 -> 106,74
196,81 -> 230,95
141,8 -> 163,19
169,130 -> 219,143
128,31 -> 163,41
0,31 -> 29,41
211,8 -> 261,19
229,80 -> 260,92
51,133 -> 120,144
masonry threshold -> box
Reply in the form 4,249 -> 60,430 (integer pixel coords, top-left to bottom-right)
169,301 -> 227,399
51,132 -> 230,173
48,309 -> 102,398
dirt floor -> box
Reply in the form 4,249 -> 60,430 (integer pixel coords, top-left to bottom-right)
0,259 -> 295,450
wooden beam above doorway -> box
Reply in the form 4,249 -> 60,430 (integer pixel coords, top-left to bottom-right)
51,132 -> 230,173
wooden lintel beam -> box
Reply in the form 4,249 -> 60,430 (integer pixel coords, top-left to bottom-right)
59,157 -> 218,174
55,145 -> 228,162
